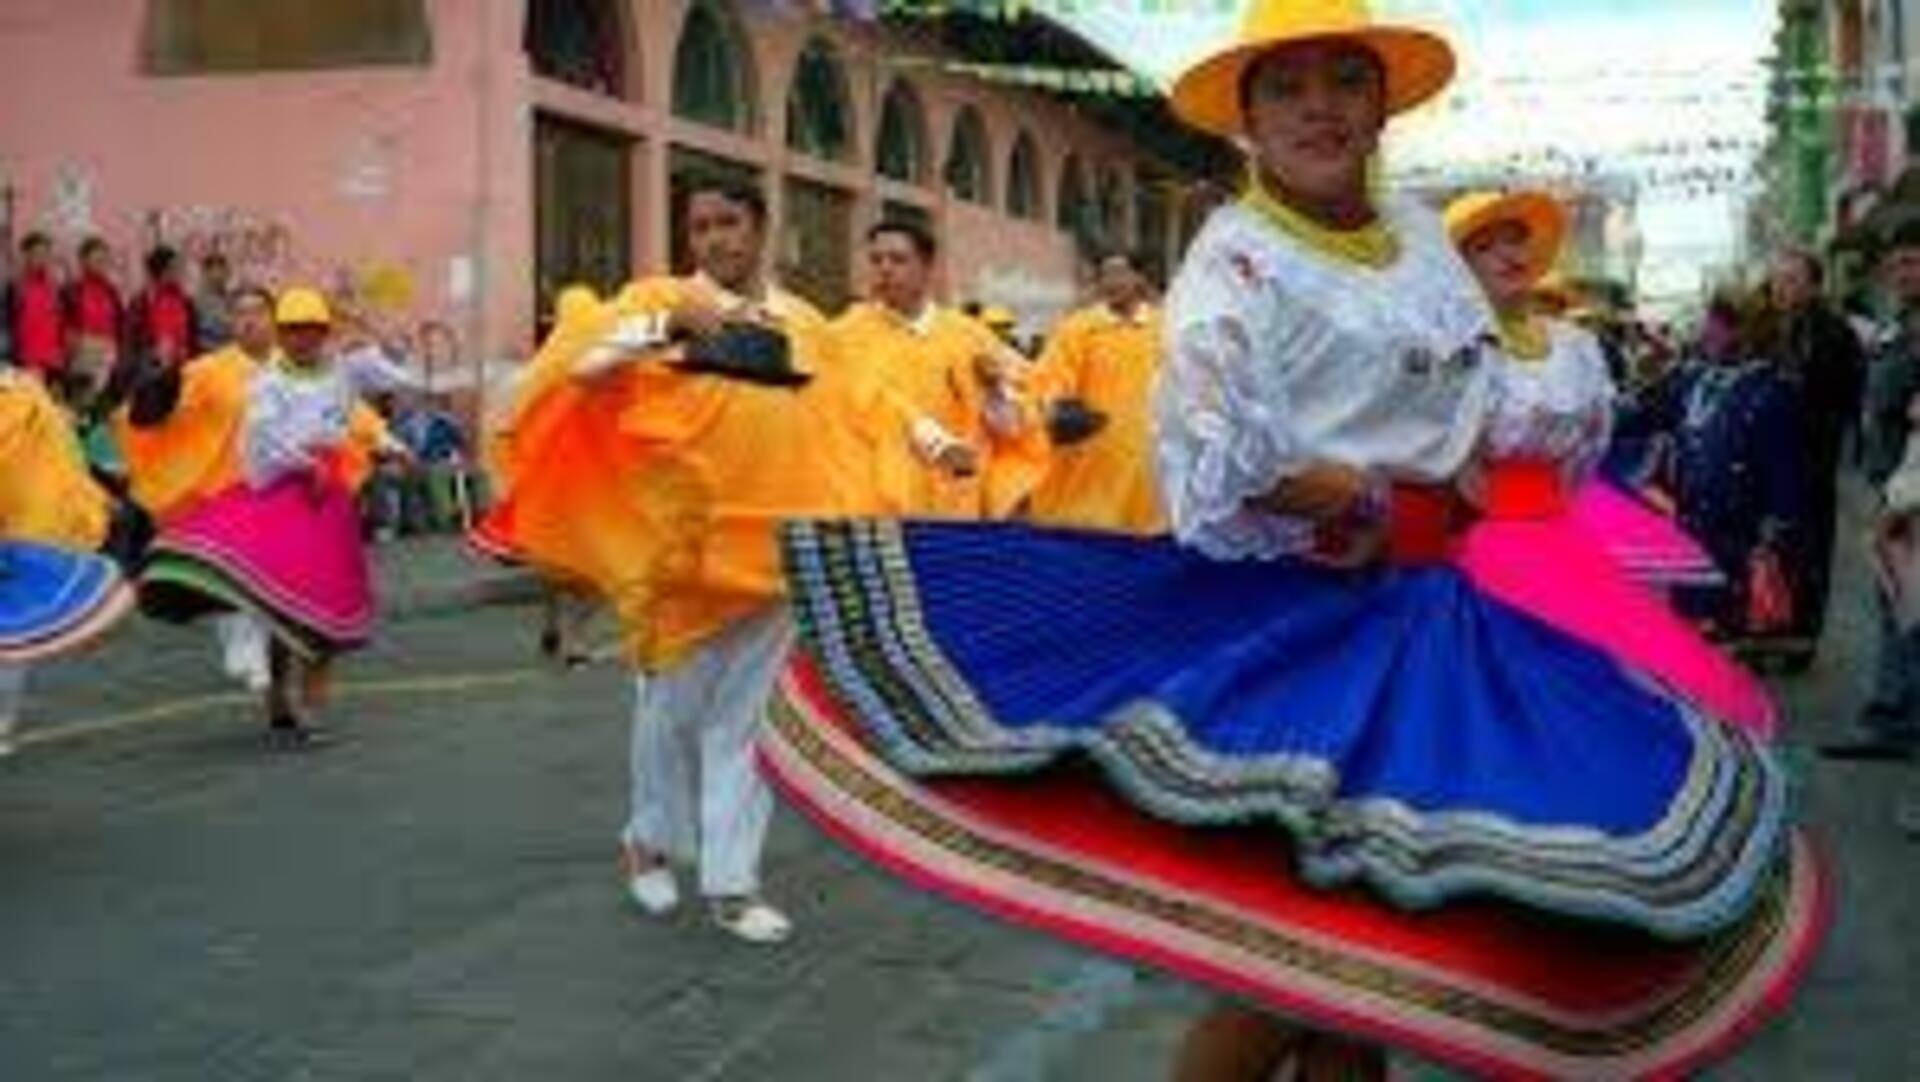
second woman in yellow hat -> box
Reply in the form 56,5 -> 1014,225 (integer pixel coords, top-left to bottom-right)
1444,189 -> 1777,737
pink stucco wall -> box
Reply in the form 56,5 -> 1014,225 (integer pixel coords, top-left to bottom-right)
0,0 -> 1180,387
0,0 -> 528,386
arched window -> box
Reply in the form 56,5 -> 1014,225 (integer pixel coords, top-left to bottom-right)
1006,131 -> 1041,220
524,0 -> 626,97
786,37 -> 851,161
875,80 -> 927,183
1056,154 -> 1088,234
673,0 -> 754,132
944,106 -> 992,204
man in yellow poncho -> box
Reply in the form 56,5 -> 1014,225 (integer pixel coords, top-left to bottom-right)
502,176 -> 887,944
832,221 -> 1049,518
1027,250 -> 1168,534
117,285 -> 281,690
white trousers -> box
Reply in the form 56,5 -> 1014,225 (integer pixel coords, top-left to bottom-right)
213,613 -> 269,684
621,608 -> 792,898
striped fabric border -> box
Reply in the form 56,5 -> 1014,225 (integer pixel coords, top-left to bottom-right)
781,518 -> 1790,940
762,660 -> 1831,1080
0,575 -> 135,663
142,551 -> 357,661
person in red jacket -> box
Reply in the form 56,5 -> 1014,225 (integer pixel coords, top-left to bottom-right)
60,236 -> 125,399
4,233 -> 65,377
128,244 -> 199,372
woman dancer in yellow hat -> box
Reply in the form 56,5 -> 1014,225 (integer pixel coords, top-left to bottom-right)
762,2 -> 1826,1079
132,288 -> 402,749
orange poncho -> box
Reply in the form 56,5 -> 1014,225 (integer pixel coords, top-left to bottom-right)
832,302 -> 1049,519
1027,303 -> 1168,534
116,346 -> 389,523
503,277 -> 880,672
0,371 -> 112,550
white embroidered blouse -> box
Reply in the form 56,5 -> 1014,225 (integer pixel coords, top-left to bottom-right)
243,357 -> 386,488
1481,321 -> 1616,484
1155,198 -> 1498,560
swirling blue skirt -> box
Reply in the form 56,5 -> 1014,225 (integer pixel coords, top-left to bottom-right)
0,539 -> 135,662
781,519 -> 1788,939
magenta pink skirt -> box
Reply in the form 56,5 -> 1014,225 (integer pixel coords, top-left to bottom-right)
1572,481 -> 1722,589
1458,507 -> 1775,736
142,477 -> 373,658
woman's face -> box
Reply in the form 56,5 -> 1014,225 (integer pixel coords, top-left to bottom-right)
1243,42 -> 1387,207
1462,220 -> 1537,309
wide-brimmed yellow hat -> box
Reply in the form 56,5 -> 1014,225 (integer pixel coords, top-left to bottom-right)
1444,190 -> 1569,289
274,287 -> 333,328
1169,0 -> 1456,138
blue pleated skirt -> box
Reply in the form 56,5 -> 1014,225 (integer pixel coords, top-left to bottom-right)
781,519 -> 1788,939
0,538 -> 135,662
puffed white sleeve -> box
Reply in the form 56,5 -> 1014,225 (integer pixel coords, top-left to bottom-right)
1154,239 -> 1316,560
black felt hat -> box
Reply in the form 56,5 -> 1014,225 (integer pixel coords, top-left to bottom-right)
674,321 -> 811,388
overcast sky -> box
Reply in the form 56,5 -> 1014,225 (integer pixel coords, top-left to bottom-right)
1060,0 -> 1777,305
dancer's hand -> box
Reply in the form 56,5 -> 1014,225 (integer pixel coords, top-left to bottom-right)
934,441 -> 980,478
667,294 -> 728,341
1254,462 -> 1371,523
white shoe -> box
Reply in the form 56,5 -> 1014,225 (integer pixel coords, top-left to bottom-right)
710,897 -> 792,944
243,664 -> 271,694
626,866 -> 680,915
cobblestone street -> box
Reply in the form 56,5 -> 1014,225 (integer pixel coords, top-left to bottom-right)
2,491 -> 1913,1080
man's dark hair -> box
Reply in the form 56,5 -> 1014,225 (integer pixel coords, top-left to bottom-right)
868,219 -> 938,261
20,231 -> 51,254
683,174 -> 767,225
145,245 -> 180,279
78,235 -> 108,259
201,250 -> 230,270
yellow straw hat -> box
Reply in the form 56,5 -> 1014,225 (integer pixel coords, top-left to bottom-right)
273,287 -> 333,328
1444,190 -> 1569,289
1169,0 -> 1456,139
980,305 -> 1017,330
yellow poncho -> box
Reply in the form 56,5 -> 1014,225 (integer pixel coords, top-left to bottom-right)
503,276 -> 881,672
115,346 -> 391,523
1028,303 -> 1168,534
831,302 -> 1049,519
0,371 -> 112,550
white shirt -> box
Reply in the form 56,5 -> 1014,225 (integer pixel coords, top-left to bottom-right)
1155,198 -> 1498,560
1482,321 -> 1616,484
243,357 -> 394,488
